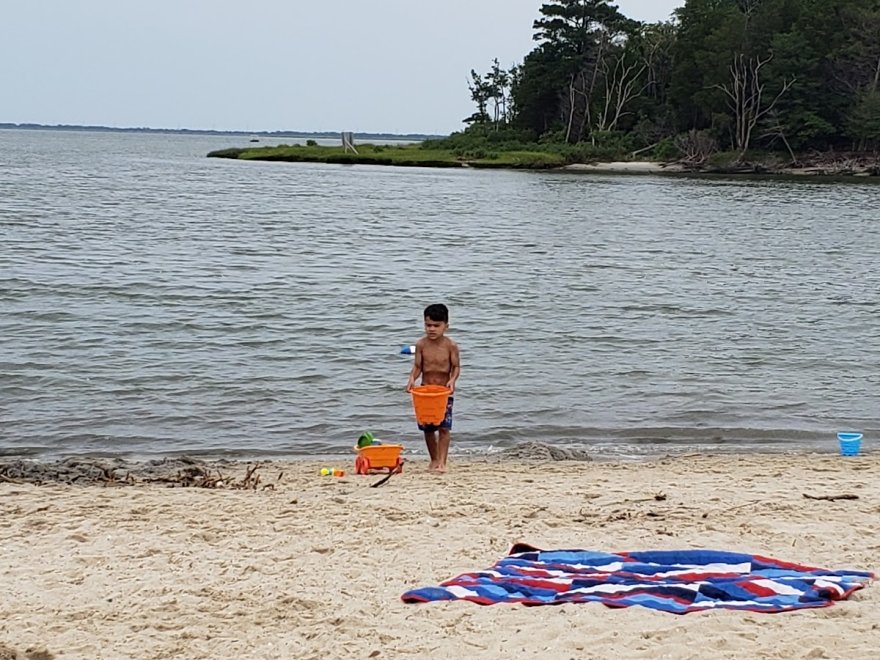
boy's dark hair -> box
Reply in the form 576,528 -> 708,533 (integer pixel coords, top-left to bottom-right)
424,303 -> 449,323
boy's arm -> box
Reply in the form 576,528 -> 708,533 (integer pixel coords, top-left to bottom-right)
406,342 -> 423,392
446,341 -> 460,393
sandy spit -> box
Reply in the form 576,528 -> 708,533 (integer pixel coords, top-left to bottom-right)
563,161 -> 687,174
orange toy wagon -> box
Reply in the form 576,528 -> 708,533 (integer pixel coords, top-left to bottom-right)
354,443 -> 404,475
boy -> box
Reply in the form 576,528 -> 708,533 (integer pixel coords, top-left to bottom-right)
406,304 -> 460,473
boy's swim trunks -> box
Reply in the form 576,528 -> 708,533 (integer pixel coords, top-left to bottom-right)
418,396 -> 454,432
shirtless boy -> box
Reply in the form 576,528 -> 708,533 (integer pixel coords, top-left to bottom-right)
406,304 -> 460,473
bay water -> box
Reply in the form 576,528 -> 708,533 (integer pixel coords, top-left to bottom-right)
1,129 -> 878,459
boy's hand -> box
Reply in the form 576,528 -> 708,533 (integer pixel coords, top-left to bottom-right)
406,378 -> 415,392
446,381 -> 455,394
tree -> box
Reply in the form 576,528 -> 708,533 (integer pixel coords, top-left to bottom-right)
668,0 -> 744,133
465,69 -> 492,126
735,0 -> 764,15
595,46 -> 647,133
715,54 -> 795,158
782,0 -> 880,148
459,0 -> 880,161
639,21 -> 676,107
624,21 -> 678,145
847,90 -> 880,149
762,27 -> 835,150
511,43 -> 569,135
487,59 -> 513,126
465,60 -> 518,128
828,2 -> 880,96
532,0 -> 626,57
530,0 -> 633,142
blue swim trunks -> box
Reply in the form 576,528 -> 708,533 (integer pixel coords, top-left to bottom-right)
418,396 -> 454,432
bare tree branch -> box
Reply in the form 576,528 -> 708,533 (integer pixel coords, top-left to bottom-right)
715,54 -> 795,160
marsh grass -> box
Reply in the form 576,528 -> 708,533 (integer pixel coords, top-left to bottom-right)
207,142 -> 566,169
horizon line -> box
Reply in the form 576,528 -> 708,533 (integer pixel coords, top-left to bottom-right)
0,121 -> 450,139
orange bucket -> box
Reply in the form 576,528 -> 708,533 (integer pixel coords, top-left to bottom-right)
410,385 -> 451,425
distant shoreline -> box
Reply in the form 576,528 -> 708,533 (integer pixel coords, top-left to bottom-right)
7,125 -> 876,177
208,143 -> 880,178
0,123 -> 443,141
563,161 -> 686,174
564,161 -> 880,177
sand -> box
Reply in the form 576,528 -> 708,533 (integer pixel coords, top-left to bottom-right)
563,162 -> 687,174
1,451 -> 878,660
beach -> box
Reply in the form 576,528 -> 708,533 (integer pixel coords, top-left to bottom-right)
1,451 -> 877,660
563,161 -> 687,174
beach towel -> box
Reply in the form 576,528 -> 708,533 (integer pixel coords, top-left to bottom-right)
401,543 -> 873,614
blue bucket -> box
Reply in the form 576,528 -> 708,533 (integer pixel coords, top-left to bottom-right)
837,432 -> 863,457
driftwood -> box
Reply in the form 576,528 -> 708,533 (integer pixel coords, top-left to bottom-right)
802,493 -> 859,502
143,463 -> 274,490
0,457 -> 281,490
631,142 -> 659,158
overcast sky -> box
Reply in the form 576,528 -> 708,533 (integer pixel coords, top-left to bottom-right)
1,1 -> 682,135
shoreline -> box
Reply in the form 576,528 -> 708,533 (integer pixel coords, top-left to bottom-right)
1,452 -> 877,659
563,161 -> 687,174
0,441 -> 869,484
3,428 -> 866,466
563,160 -> 880,177
207,142 -> 880,178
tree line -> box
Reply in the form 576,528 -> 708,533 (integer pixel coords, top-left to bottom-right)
456,0 -> 880,163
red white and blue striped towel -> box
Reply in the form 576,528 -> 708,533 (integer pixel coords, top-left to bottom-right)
401,544 -> 874,614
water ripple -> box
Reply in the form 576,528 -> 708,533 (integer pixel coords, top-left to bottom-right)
1,129 -> 879,458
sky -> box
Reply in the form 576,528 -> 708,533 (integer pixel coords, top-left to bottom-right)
1,1 -> 683,135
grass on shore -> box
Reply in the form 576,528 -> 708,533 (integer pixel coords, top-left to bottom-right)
207,140 -> 880,176
207,143 -> 566,169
